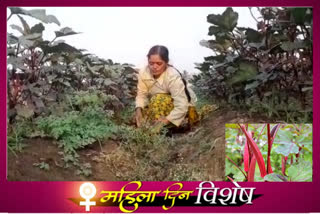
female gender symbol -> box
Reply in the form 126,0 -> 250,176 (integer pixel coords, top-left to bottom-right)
79,182 -> 96,211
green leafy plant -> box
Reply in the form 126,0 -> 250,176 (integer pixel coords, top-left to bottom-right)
192,7 -> 313,122
76,163 -> 92,177
33,162 -> 50,171
36,106 -> 117,157
7,120 -> 34,154
225,124 -> 312,182
7,7 -> 137,124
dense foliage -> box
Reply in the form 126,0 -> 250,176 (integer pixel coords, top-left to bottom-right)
6,8 -> 138,168
225,124 -> 312,182
7,7 -> 313,181
7,7 -> 137,123
193,7 -> 313,122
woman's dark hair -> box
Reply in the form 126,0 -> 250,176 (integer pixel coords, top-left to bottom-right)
147,45 -> 169,63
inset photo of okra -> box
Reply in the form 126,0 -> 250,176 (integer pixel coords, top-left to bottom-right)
225,124 -> 312,182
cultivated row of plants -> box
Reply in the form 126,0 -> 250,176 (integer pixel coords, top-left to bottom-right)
7,7 -> 314,181
7,8 -> 207,180
192,7 -> 313,122
225,124 -> 312,181
7,7 -> 137,124
6,7 -> 140,170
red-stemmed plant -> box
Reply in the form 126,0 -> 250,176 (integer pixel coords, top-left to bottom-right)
229,123 -> 280,181
226,124 -> 312,182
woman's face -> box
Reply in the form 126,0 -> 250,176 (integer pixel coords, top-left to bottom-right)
148,54 -> 167,78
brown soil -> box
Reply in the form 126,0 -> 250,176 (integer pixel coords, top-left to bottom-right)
7,138 -> 120,181
7,108 -> 274,181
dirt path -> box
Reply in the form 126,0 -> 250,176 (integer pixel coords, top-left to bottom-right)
7,108 -> 273,181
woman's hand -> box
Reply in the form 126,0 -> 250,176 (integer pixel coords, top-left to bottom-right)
135,107 -> 143,127
157,117 -> 170,125
149,117 -> 170,134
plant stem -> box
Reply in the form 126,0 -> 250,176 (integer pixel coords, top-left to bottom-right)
50,36 -> 57,44
248,156 -> 257,181
265,19 -> 269,49
281,156 -> 288,176
7,13 -> 13,21
226,155 -> 248,180
98,139 -> 103,152
256,124 -> 266,141
296,143 -> 311,153
15,43 -> 20,57
293,124 -> 301,132
249,7 -> 259,23
39,52 -> 47,66
227,175 -> 235,182
270,124 -> 280,142
302,24 -> 310,40
239,124 -> 267,177
267,124 -> 273,174
8,145 -> 18,158
230,32 -> 241,56
231,31 -> 262,62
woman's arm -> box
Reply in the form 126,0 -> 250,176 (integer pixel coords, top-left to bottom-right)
135,72 -> 148,109
135,72 -> 149,127
165,74 -> 189,127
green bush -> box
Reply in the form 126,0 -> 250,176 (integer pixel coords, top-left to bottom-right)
193,7 -> 313,122
36,106 -> 117,155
